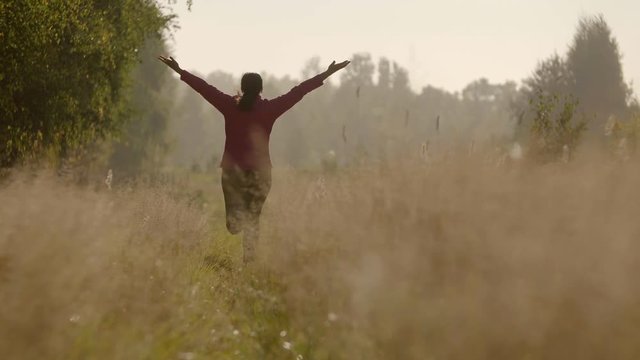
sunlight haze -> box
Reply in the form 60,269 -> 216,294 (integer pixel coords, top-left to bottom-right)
6,1 -> 640,357
170,0 -> 640,95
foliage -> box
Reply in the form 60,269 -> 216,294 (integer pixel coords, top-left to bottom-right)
339,53 -> 376,88
528,89 -> 586,162
606,112 -> 640,158
514,55 -> 572,140
567,15 -> 631,123
108,36 -> 174,177
626,113 -> 640,154
523,54 -> 571,99
516,15 -> 634,140
0,0 -> 176,167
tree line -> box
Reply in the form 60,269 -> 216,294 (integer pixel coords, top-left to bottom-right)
171,15 -> 638,169
2,5 -> 637,174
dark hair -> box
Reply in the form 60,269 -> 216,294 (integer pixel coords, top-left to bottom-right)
238,73 -> 263,111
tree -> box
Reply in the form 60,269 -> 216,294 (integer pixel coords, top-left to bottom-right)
301,56 -> 322,80
340,53 -> 375,88
523,54 -> 571,97
567,15 -> 631,126
0,0 -> 182,167
516,15 -> 635,142
463,78 -> 498,102
108,36 -> 174,177
377,58 -> 391,89
461,79 -> 519,140
391,62 -> 410,93
528,89 -> 586,162
514,55 -> 572,139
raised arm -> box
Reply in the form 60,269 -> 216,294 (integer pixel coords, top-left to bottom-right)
269,60 -> 350,118
158,55 -> 235,115
318,60 -> 351,82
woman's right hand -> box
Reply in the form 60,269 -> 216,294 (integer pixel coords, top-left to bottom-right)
158,55 -> 182,74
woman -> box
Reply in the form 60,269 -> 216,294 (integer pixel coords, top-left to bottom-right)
158,55 -> 350,263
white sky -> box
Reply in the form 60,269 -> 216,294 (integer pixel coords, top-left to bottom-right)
168,0 -> 639,95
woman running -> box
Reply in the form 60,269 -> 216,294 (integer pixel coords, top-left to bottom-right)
158,55 -> 350,263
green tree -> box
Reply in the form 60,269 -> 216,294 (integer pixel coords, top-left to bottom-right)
528,90 -> 586,162
516,16 -> 635,142
0,0 -> 180,167
523,54 -> 571,97
514,55 -> 571,139
567,15 -> 631,127
108,36 -> 174,177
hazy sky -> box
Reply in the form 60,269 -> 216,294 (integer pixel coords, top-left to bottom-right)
169,0 -> 639,95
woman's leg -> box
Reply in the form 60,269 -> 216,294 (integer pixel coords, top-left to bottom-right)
221,169 -> 245,235
241,170 -> 272,263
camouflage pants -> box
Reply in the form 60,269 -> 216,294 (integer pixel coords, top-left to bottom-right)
221,168 -> 272,263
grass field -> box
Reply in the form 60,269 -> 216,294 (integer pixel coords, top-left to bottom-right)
1,153 -> 640,359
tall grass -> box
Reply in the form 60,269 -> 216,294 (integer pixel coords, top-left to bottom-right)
1,154 -> 640,359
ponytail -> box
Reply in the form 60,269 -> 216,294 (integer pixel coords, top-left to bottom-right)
238,91 -> 259,111
238,73 -> 263,112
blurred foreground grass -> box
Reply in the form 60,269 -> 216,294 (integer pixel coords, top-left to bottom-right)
1,155 -> 640,359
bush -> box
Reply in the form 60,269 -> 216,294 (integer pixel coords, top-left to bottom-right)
527,89 -> 586,162
0,0 -> 176,167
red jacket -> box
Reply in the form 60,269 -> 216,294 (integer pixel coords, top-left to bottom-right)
180,70 -> 324,170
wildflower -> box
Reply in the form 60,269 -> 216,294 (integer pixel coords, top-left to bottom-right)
509,142 -> 523,160
233,329 -> 239,336
282,341 -> 292,350
280,330 -> 287,337
562,144 -> 570,163
69,314 -> 80,324
328,312 -> 338,322
604,116 -> 617,136
616,138 -> 630,162
420,141 -> 430,163
178,352 -> 195,360
105,169 -> 113,190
